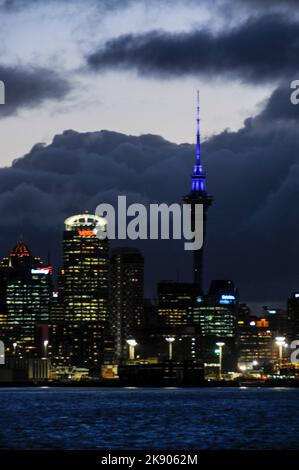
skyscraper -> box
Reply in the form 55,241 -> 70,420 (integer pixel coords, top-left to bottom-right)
191,280 -> 238,369
237,315 -> 276,368
51,213 -> 109,367
110,247 -> 144,362
158,281 -> 197,327
62,213 -> 109,323
0,241 -> 52,356
192,280 -> 238,338
183,92 -> 213,294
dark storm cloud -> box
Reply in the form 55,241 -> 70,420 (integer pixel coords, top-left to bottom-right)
1,0 -> 297,10
0,66 -> 71,117
258,82 -> 299,122
0,0 -> 190,11
87,14 -> 299,83
237,0 -> 299,7
1,81 -> 299,305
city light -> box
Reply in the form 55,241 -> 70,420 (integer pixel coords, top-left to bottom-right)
216,342 -> 225,380
43,340 -> 49,359
275,336 -> 287,365
31,268 -> 49,275
221,294 -> 235,300
126,339 -> 137,360
165,337 -> 175,360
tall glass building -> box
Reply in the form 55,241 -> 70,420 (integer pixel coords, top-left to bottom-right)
51,213 -> 109,367
191,280 -> 238,338
190,280 -> 239,370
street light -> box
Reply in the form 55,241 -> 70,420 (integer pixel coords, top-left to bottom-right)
165,337 -> 175,360
216,342 -> 225,380
126,339 -> 137,360
13,342 -> 17,357
275,336 -> 286,365
43,340 -> 49,358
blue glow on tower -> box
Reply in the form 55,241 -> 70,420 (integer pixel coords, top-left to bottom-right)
191,91 -> 206,193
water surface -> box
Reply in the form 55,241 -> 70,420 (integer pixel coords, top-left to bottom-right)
0,387 -> 298,449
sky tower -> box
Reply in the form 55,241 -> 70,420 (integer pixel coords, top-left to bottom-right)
183,92 -> 213,295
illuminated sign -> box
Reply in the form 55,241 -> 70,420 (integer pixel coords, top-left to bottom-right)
268,310 -> 277,314
256,318 -> 269,328
221,294 -> 235,301
31,267 -> 52,275
250,321 -> 256,326
52,291 -> 59,298
220,294 -> 236,305
78,229 -> 94,237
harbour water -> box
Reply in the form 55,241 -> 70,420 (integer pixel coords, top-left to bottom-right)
0,387 -> 298,449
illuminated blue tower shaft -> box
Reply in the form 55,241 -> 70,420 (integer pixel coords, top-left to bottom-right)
183,92 -> 213,294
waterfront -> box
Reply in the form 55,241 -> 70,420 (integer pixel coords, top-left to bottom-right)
0,388 -> 298,450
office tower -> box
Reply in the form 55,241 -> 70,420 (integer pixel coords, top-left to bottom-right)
158,282 -> 197,327
51,213 -> 109,367
62,213 -> 109,323
110,247 -> 144,362
262,306 -> 293,342
192,280 -> 238,337
0,241 -> 52,356
183,93 -> 213,294
190,280 -> 238,370
237,316 -> 277,368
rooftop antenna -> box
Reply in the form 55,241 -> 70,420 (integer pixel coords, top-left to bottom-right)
196,90 -> 200,165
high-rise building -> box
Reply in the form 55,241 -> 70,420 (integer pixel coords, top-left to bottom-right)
190,280 -> 238,370
191,280 -> 238,338
50,213 -> 109,367
0,241 -> 52,356
62,213 -> 109,323
237,316 -> 277,367
110,247 -> 144,362
183,92 -> 213,294
158,282 -> 197,327
261,306 -> 293,342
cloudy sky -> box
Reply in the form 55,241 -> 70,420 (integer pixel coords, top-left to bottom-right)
0,0 -> 299,310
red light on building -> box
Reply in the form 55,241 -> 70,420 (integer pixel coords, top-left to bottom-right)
78,229 -> 94,237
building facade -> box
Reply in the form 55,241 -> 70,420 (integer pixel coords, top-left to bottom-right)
50,213 -> 109,367
110,247 -> 144,362
191,280 -> 238,370
0,241 -> 52,357
158,282 -> 197,327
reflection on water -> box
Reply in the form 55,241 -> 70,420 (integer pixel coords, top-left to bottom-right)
0,387 -> 298,449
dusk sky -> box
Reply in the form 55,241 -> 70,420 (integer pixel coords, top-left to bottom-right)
1,0 -> 299,310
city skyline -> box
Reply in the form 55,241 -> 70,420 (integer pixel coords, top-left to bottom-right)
1,0 -> 299,458
1,0 -> 299,308
0,89 -> 298,310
